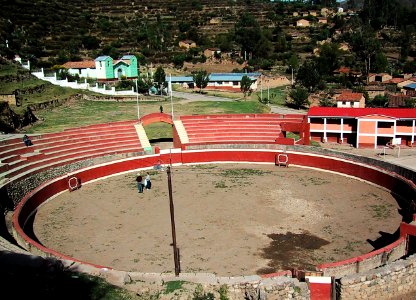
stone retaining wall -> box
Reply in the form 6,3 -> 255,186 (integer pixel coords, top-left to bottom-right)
28,94 -> 82,111
82,94 -> 165,102
338,254 -> 416,299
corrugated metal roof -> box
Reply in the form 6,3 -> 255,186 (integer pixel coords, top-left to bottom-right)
169,76 -> 194,82
121,55 -> 135,59
95,55 -> 111,61
404,83 -> 416,89
308,107 -> 416,119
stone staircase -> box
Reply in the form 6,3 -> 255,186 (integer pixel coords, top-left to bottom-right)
134,123 -> 152,152
173,120 -> 189,144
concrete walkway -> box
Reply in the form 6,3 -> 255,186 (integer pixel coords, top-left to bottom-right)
320,143 -> 416,172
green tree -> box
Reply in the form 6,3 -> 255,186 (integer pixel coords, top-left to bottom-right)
296,61 -> 321,92
369,95 -> 389,108
319,97 -> 335,107
192,70 -> 210,93
240,75 -> 253,100
82,35 -> 100,50
136,75 -> 153,94
315,43 -> 341,77
347,27 -> 380,76
373,52 -> 388,73
287,54 -> 299,70
235,13 -> 262,58
153,66 -> 167,95
288,86 -> 309,109
404,98 -> 416,108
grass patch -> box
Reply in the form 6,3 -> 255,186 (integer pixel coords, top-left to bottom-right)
214,181 -> 227,188
343,241 -> 363,254
0,63 -> 19,76
222,168 -> 271,178
145,122 -> 174,140
253,86 -> 288,105
368,204 -> 393,219
163,280 -> 187,294
26,98 -> 268,134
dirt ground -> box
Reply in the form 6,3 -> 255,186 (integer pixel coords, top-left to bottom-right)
33,163 -> 402,276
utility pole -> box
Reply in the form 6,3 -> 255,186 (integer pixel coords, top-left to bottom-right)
167,166 -> 180,276
135,79 -> 140,120
267,80 -> 270,106
260,76 -> 263,101
170,74 -> 174,120
291,66 -> 294,86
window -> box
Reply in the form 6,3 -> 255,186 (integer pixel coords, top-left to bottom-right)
233,81 -> 238,86
378,122 -> 393,128
397,120 -> 413,127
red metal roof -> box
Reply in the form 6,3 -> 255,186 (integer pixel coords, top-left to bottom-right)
62,61 -> 96,69
308,107 -> 416,119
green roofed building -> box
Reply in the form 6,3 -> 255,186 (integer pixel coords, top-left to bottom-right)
94,55 -> 138,81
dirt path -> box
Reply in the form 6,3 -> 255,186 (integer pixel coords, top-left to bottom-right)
33,163 -> 401,276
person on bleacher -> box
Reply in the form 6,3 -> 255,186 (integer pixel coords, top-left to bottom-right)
22,135 -> 33,147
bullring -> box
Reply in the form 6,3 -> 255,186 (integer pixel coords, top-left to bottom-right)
1,113 -> 416,299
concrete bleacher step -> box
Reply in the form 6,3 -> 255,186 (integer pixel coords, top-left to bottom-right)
41,140 -> 140,157
35,128 -> 137,141
181,120 -> 285,126
2,146 -> 145,180
134,123 -> 152,152
173,120 -> 189,144
61,120 -> 137,132
37,137 -> 140,154
32,132 -> 138,146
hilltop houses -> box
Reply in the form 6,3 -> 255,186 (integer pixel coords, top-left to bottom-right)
336,92 -> 365,108
62,55 -> 138,81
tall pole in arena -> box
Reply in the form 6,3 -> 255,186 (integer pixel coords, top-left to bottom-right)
167,166 -> 180,276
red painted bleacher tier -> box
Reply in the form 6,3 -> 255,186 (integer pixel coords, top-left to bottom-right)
0,121 -> 142,180
179,114 -> 306,144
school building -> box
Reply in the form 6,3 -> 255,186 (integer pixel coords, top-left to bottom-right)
307,107 -> 416,148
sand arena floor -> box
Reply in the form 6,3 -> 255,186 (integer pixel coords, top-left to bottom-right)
33,163 -> 402,276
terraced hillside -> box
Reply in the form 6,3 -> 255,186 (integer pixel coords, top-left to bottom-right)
0,0 -> 277,65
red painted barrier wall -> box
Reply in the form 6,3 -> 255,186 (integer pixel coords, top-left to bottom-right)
140,113 -> 173,126
12,149 -> 416,273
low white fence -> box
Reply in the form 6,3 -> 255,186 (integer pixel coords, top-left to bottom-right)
31,69 -> 138,96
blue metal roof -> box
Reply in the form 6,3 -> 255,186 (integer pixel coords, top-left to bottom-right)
209,74 -> 257,81
169,76 -> 194,82
211,72 -> 261,77
95,55 -> 111,61
404,83 -> 416,89
121,55 -> 135,59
